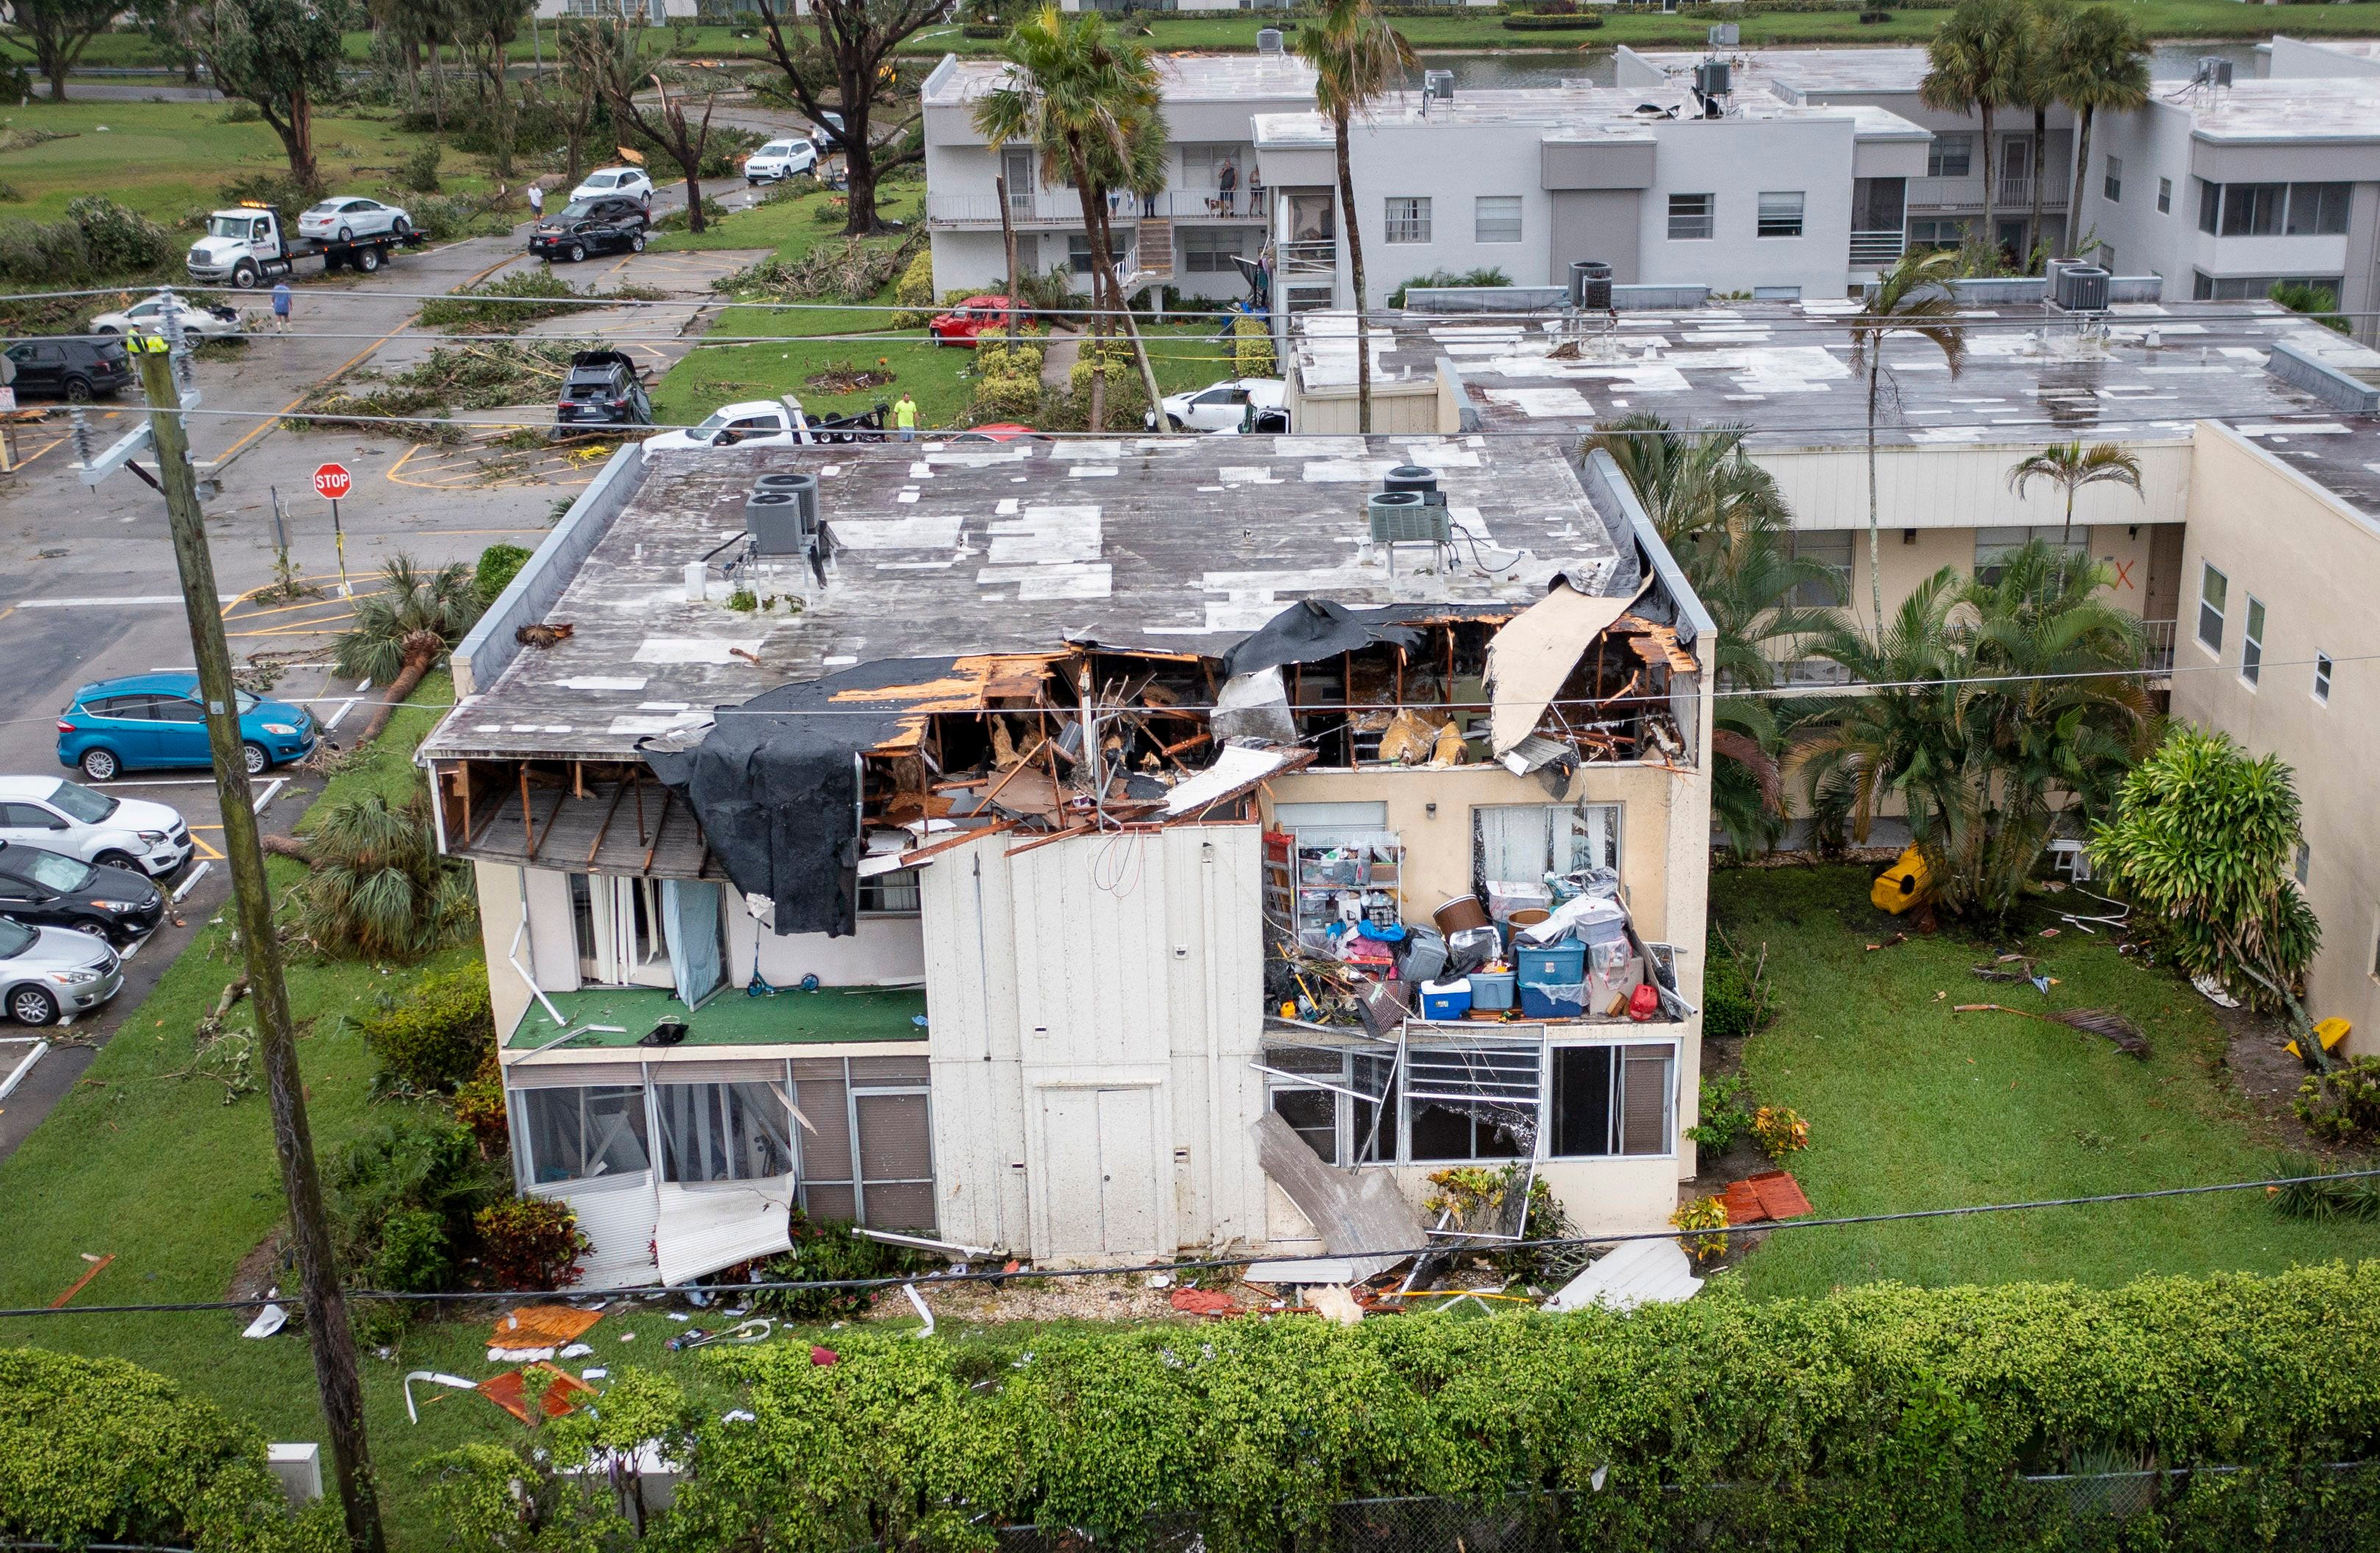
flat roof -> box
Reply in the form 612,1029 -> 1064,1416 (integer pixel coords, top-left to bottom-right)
423,435 -> 1631,762
1621,46 -> 1934,96
2170,76 -> 2380,142
509,985 -> 927,1049
1347,299 -> 2380,517
924,50 -> 1317,109
1253,81 -> 1923,143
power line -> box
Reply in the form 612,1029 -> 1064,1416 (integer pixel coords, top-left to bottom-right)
4,1165 -> 2376,1321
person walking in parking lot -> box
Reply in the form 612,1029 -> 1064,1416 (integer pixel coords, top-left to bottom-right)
528,182 -> 545,221
894,392 -> 918,441
270,281 -> 292,334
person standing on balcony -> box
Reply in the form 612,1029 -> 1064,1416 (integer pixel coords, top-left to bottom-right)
1247,167 -> 1264,218
1218,157 -> 1239,215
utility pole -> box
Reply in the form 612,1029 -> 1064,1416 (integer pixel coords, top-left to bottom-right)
124,332 -> 387,1553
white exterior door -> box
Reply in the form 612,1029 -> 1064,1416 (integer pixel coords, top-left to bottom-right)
1034,1086 -> 1164,1261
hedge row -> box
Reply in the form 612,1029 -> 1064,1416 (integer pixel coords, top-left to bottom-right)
636,1264 -> 2380,1552
0,1349 -> 337,1552
1503,13 -> 1605,27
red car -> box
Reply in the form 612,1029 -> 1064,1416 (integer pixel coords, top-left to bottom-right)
930,295 -> 1028,346
951,424 -> 1045,443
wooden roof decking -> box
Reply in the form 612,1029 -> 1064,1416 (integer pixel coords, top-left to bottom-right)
455,772 -> 727,879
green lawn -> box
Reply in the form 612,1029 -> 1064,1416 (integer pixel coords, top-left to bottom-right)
1720,865 -> 2380,1299
0,100 -> 478,227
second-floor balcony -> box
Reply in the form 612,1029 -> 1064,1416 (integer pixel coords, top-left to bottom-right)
1850,229 -> 1907,267
1908,174 -> 2070,214
1278,238 -> 1336,276
926,187 -> 1271,229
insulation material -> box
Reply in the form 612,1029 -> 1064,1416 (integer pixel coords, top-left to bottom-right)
1482,582 -> 1642,755
1251,1110 -> 1416,1281
654,1177 -> 797,1285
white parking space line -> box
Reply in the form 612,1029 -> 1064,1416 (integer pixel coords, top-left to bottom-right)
90,778 -> 221,789
321,679 -> 371,732
171,861 -> 212,902
13,595 -> 240,608
251,777 -> 287,814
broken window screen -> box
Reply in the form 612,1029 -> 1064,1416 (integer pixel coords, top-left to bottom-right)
1261,1045 -> 1400,1166
1272,1085 -> 1336,1163
655,1082 -> 793,1183
1472,804 -> 1619,895
855,1090 -> 936,1232
791,1059 -> 855,1220
1406,1040 -> 1539,1162
1549,1046 -> 1674,1157
521,1086 -> 651,1185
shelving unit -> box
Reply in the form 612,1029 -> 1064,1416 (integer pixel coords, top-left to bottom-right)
1289,830 -> 1404,955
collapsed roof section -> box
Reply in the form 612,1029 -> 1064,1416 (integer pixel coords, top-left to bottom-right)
420,438 -> 1709,932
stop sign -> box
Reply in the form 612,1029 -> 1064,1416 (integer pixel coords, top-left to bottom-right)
313,463 -> 352,501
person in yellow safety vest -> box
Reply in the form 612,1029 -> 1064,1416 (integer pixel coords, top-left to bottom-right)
893,391 -> 917,442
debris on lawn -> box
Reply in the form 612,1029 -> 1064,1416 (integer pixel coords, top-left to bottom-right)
241,1301 -> 288,1340
489,1304 -> 605,1362
2193,974 -> 2243,1010
1719,1169 -> 1814,1225
1542,1238 -> 1702,1312
1169,1286 -> 1238,1318
48,1252 -> 113,1310
293,340 -> 605,443
478,1363 -> 595,1424
402,1371 -> 478,1424
805,361 -> 897,394
1954,1003 -> 2150,1060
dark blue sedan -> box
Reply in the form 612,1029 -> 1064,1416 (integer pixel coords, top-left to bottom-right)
56,674 -> 318,782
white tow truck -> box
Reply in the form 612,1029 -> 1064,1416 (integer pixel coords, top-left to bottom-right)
185,201 -> 426,289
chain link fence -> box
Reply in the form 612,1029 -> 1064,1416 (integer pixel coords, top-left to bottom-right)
983,1463 -> 2380,1553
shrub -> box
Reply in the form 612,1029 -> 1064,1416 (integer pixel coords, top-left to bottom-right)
0,218 -> 88,286
1703,943 -> 1756,1040
291,793 -> 477,963
1232,314 -> 1277,378
402,195 -> 502,243
326,1111 -> 506,1296
0,182 -> 20,204
0,1348 -> 332,1551
888,246 -> 937,327
1502,12 -> 1603,28
967,371 -> 1044,425
418,267 -> 584,332
221,99 -> 263,123
64,197 -> 172,276
218,171 -> 313,212
1388,265 -> 1512,307
1066,339 -> 1147,426
1422,1164 -> 1572,1280
2271,280 -> 2349,335
357,966 -> 495,1093
2295,1056 -> 2380,1146
1684,1073 -> 1755,1153
473,1198 -> 591,1290
757,173 -> 822,206
400,140 -> 443,193
751,1211 -> 920,1320
476,542 -> 532,604
1669,1193 -> 1731,1263
1751,1103 -> 1809,1160
453,1074 -> 510,1155
975,336 -> 1044,380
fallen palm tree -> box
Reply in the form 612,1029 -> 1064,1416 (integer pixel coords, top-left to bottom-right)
1953,1002 -> 2150,1060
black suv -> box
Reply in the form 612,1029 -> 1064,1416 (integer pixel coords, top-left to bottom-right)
530,196 -> 650,263
554,350 -> 653,436
4,336 -> 130,402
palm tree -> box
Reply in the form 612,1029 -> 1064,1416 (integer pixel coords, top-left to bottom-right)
2009,0 -> 2068,271
2048,4 -> 2150,261
2006,440 -> 2144,542
1297,0 -> 1415,435
1588,415 -> 1835,854
1795,541 -> 2149,922
973,4 -> 1167,429
1920,0 -> 2026,260
289,793 -> 477,962
332,556 -> 485,747
1845,249 -> 1967,632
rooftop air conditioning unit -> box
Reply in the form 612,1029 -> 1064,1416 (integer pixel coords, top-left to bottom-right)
1570,258 -> 1614,310
2054,264 -> 2110,313
1707,22 -> 1739,47
754,471 -> 820,538
1693,59 -> 1730,99
1422,68 -> 1455,101
747,490 -> 806,556
1255,26 -> 1284,54
2198,56 -> 2233,87
1368,489 -> 1450,544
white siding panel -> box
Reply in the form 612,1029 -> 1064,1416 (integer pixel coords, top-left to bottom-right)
1758,440 -> 2190,532
538,1171 -> 658,1290
653,1177 -> 796,1285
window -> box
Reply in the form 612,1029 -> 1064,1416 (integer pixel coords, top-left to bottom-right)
790,1055 -> 935,1229
0,804 -> 65,829
1756,190 -> 1805,238
1177,142 -> 1240,188
1789,530 -> 1853,607
2196,563 -> 2227,652
1183,226 -> 1250,273
1667,193 -> 1714,241
570,873 -> 666,985
2287,182 -> 2351,236
1066,233 -> 1122,275
521,1086 -> 651,1185
858,866 -> 921,915
1473,196 -> 1523,244
2241,596 -> 2265,687
2158,176 -> 2172,215
2103,155 -> 2123,203
1550,1045 -> 1673,1157
2295,840 -> 2311,887
1383,196 -> 1431,243
2192,272 -> 2347,302
1927,133 -> 1972,178
2315,651 -> 2334,704
1909,216 -> 1971,251
653,1082 -> 791,1183
1471,804 -> 1621,895
1975,526 -> 2086,583
2215,182 -> 2286,237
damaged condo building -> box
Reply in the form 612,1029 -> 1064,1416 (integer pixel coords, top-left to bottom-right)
417,435 -> 1714,1285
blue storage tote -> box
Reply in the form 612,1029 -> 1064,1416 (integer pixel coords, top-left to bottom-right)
1418,978 -> 1474,1021
1517,942 -> 1587,1019
1468,968 -> 1517,1012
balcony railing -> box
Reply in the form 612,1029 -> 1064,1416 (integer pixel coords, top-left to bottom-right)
2140,618 -> 2177,678
1907,174 -> 2069,213
924,188 -> 1268,228
1278,238 -> 1336,276
1850,229 -> 1906,266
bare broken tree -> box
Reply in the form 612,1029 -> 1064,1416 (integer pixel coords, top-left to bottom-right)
572,18 -> 724,235
752,0 -> 936,235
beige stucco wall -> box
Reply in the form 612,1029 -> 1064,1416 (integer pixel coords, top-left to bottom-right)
477,860 -> 533,1042
2170,422 -> 2380,1057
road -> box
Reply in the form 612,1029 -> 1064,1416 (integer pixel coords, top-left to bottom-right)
0,191 -> 769,1159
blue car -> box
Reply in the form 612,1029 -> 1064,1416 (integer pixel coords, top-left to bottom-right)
57,674 -> 318,782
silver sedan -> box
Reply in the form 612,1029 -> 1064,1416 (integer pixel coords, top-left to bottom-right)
0,918 -> 121,1027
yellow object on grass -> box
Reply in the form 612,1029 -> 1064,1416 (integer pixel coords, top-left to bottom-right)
2286,1017 -> 2352,1062
1871,846 -> 1931,915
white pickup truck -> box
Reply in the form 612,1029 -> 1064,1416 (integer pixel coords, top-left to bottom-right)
185,201 -> 425,288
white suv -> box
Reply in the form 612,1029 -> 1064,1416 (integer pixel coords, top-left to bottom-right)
0,777 -> 192,880
744,139 -> 819,184
571,167 -> 655,206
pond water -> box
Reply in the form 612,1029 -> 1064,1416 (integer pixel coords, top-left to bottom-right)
1410,39 -> 2276,92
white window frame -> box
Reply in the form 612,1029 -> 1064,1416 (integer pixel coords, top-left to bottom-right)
571,872 -> 671,988
2157,176 -> 2173,215
2314,651 -> 2334,704
858,865 -> 921,916
2196,563 -> 2227,654
1756,190 -> 1805,239
1472,195 -> 1523,245
1667,193 -> 1714,241
1383,196 -> 1431,244
1471,803 -> 1622,894
2240,595 -> 2265,688
2103,155 -> 2123,203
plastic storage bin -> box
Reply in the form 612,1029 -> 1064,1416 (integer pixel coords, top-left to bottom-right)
1419,978 -> 1474,1021
1468,968 -> 1517,1012
1516,942 -> 1588,1019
